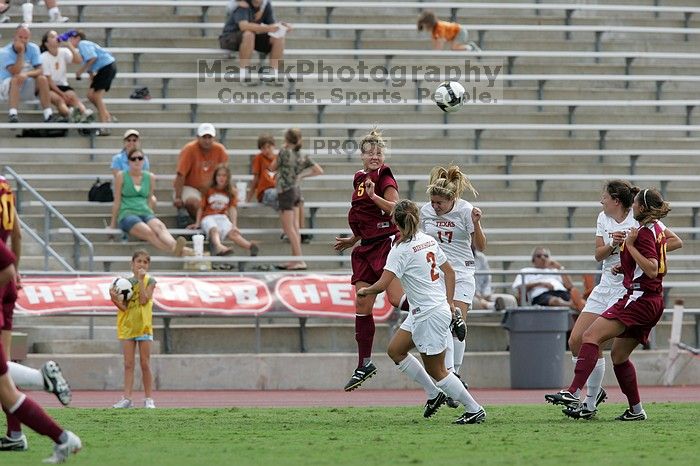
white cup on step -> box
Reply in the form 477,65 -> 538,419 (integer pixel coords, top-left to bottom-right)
236,181 -> 247,199
192,234 -> 204,257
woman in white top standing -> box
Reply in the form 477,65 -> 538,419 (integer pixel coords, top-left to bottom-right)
39,30 -> 90,121
557,180 -> 682,419
358,199 -> 485,425
420,166 -> 486,383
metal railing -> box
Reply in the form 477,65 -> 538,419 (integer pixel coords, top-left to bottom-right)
3,166 -> 94,271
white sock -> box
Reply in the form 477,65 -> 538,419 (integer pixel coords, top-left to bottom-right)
397,353 -> 440,399
48,6 -> 60,17
9,108 -> 18,116
443,334 -> 454,372
584,358 -> 605,409
452,337 -> 466,374
43,108 -> 53,120
436,372 -> 480,412
8,362 -> 44,389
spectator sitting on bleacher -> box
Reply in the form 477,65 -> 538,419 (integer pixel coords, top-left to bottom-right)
187,164 -> 258,257
511,246 -> 585,311
0,0 -> 68,23
111,129 -> 150,176
219,0 -> 291,84
472,247 -> 517,311
1,24 -> 57,123
173,123 -> 229,226
62,30 -> 116,135
39,30 -> 92,122
110,148 -> 193,257
417,10 -> 480,52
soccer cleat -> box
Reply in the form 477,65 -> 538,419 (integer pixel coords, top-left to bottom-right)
41,360 -> 72,406
343,362 -> 377,391
445,397 -> 460,409
113,397 -> 133,409
42,431 -> 81,464
451,313 -> 467,342
545,390 -> 579,407
562,405 -> 597,420
423,391 -> 447,418
615,408 -> 647,421
454,407 -> 486,425
0,434 -> 28,451
595,387 -> 608,407
144,398 -> 156,409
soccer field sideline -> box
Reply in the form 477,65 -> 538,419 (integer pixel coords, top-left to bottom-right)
22,386 -> 700,409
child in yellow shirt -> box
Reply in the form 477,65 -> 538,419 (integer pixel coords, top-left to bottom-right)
417,10 -> 481,51
110,249 -> 157,409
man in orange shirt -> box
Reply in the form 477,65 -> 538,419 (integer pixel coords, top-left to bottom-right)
173,123 -> 229,224
417,10 -> 480,51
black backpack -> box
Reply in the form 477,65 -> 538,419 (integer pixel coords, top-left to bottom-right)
88,178 -> 114,202
17,127 -> 68,138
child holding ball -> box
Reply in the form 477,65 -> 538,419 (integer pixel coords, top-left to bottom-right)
109,249 -> 157,409
417,10 -> 481,51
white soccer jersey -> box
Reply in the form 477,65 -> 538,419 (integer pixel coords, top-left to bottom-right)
420,199 -> 476,276
384,231 -> 449,322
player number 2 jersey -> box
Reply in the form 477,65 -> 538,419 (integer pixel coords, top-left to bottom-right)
420,199 -> 476,276
384,231 -> 449,322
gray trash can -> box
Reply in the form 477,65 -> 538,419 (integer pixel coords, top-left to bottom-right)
501,307 -> 571,389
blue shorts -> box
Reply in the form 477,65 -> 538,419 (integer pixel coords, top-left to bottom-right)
132,334 -> 153,341
119,214 -> 156,233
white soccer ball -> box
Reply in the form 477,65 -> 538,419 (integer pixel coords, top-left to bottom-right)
112,277 -> 133,302
434,81 -> 465,113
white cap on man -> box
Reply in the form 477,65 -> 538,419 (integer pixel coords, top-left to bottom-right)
123,129 -> 140,139
197,123 -> 216,137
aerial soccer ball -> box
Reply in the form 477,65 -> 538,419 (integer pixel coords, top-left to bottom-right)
112,277 -> 133,303
434,81 -> 465,113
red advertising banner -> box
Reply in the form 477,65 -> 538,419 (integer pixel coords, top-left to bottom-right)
14,274 -> 394,321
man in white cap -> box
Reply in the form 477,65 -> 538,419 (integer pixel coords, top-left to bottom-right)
173,123 -> 229,223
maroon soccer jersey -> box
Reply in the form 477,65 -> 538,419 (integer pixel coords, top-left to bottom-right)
0,240 -> 16,271
347,164 -> 399,240
0,176 -> 16,244
620,221 -> 666,294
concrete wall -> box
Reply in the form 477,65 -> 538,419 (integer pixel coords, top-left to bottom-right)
23,350 -> 699,391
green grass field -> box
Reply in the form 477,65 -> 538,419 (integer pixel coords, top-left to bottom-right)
6,403 -> 698,465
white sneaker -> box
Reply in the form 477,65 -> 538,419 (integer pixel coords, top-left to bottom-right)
41,360 -> 72,406
49,14 -> 70,23
112,397 -> 133,409
42,431 -> 81,464
0,14 -> 10,23
0,434 -> 28,451
144,398 -> 156,409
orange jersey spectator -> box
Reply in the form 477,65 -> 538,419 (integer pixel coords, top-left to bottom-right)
176,139 -> 229,193
432,21 -> 461,41
201,186 -> 237,217
417,10 -> 480,51
251,151 -> 276,202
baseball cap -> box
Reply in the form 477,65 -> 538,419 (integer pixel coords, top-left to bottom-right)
123,129 -> 140,139
197,123 -> 216,137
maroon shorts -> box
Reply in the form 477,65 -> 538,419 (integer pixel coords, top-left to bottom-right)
350,236 -> 393,285
601,290 -> 664,345
1,281 -> 17,331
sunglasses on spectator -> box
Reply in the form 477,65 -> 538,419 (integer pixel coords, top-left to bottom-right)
129,156 -> 144,161
535,254 -> 549,258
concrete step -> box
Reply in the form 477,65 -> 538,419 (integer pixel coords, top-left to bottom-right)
33,339 -> 162,354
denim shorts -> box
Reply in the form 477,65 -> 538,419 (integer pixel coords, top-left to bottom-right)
119,214 -> 156,233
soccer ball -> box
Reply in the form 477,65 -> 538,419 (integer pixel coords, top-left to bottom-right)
112,277 -> 133,302
434,81 -> 465,113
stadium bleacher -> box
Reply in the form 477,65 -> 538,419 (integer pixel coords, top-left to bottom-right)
1,0 -> 698,389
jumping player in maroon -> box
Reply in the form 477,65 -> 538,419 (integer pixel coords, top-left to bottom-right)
334,127 -> 405,391
546,188 -> 672,421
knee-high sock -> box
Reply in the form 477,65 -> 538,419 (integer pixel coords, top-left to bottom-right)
443,334 -> 454,371
435,372 -> 480,412
8,362 -> 44,390
568,342 -> 599,394
613,359 -> 641,409
452,337 -> 466,374
355,314 -> 375,367
397,354 -> 439,399
3,406 -> 22,437
584,358 -> 605,409
8,394 -> 63,444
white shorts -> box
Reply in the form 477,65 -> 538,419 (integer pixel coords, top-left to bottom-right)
454,275 -> 476,305
201,214 -> 233,239
582,284 -> 626,315
399,304 -> 452,356
0,76 -> 36,102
